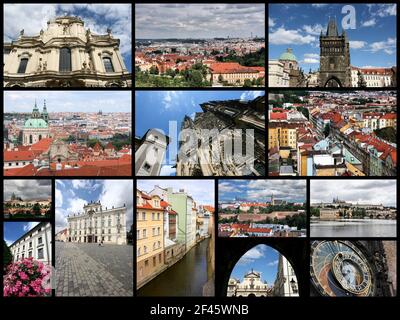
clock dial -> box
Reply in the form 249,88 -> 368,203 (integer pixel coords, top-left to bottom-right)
310,241 -> 374,297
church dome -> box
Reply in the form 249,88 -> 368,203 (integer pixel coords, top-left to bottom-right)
24,118 -> 48,128
279,48 -> 297,61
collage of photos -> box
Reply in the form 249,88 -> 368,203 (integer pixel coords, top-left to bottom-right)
1,1 -> 398,309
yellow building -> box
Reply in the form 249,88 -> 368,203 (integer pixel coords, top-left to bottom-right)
136,190 -> 165,289
268,123 -> 298,150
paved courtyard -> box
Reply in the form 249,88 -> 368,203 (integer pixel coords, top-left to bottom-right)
55,242 -> 133,296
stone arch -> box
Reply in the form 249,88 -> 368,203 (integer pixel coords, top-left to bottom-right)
324,76 -> 342,88
219,239 -> 306,297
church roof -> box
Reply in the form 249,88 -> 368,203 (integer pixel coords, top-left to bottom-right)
279,48 -> 296,61
24,118 -> 48,129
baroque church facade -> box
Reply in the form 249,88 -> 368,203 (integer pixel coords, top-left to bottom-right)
4,15 -> 131,87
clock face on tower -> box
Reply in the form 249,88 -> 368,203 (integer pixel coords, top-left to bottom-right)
310,241 -> 374,297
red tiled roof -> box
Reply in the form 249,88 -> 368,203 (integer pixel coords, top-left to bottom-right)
380,113 -> 396,120
4,150 -> 35,162
247,228 -> 273,233
30,138 -> 53,152
203,205 -> 215,213
270,112 -> 287,121
210,62 -> 260,74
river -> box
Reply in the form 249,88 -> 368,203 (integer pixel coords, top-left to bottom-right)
311,219 -> 396,237
138,238 -> 212,296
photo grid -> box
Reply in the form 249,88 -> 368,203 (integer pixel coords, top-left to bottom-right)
1,0 -> 398,309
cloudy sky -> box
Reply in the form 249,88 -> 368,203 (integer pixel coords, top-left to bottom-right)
4,4 -> 131,71
4,179 -> 51,201
135,90 -> 264,176
4,222 -> 42,247
55,180 -> 133,233
4,91 -> 131,113
230,244 -> 280,285
269,4 -> 396,71
135,4 -> 265,39
137,179 -> 215,206
219,180 -> 306,203
311,180 -> 397,207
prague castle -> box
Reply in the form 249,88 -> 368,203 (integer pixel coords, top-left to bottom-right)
4,15 -> 131,87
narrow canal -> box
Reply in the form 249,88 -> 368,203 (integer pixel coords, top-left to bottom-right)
138,238 -> 211,296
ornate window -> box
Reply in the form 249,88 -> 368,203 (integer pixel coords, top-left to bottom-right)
59,47 -> 71,72
103,57 -> 114,72
17,58 -> 29,73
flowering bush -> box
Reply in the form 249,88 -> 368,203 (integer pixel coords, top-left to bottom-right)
3,257 -> 52,297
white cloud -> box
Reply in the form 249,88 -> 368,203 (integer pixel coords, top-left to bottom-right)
268,17 -> 275,28
267,259 -> 279,267
240,91 -> 264,101
23,222 -> 40,232
269,27 -> 315,45
236,245 -> 271,265
376,4 -> 396,17
5,238 -> 14,247
350,41 -> 367,49
361,18 -> 376,27
311,4 -> 328,8
368,37 -> 396,54
303,58 -> 319,64
162,91 -> 181,109
160,165 -> 176,176
302,24 -> 324,35
55,188 -> 63,207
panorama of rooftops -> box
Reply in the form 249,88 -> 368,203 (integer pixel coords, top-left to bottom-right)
135,4 -> 265,88
4,91 -> 132,177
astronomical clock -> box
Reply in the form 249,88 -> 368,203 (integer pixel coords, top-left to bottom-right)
310,241 -> 393,297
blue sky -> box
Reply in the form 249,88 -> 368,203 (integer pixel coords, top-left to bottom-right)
55,180 -> 133,233
4,91 -> 131,113
4,4 -> 131,72
137,179 -> 214,206
230,244 -> 280,285
135,90 -> 264,175
219,180 -> 306,203
269,4 -> 396,71
4,222 -> 41,247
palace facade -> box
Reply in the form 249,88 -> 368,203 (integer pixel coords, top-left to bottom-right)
4,15 -> 131,88
9,222 -> 52,265
67,200 -> 127,245
227,270 -> 272,297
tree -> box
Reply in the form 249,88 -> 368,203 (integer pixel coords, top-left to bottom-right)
3,240 -> 12,270
165,68 -> 176,78
149,65 -> 159,75
243,79 -> 253,87
32,203 -> 41,216
189,70 -> 204,86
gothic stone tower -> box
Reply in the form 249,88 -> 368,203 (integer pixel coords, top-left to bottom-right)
319,18 -> 351,87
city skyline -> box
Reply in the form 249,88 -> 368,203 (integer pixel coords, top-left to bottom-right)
230,245 -> 279,285
4,3 -> 132,72
219,180 -> 306,203
269,3 -> 396,71
310,180 -> 397,207
55,180 -> 133,233
135,4 -> 265,39
4,179 -> 51,201
4,91 -> 131,113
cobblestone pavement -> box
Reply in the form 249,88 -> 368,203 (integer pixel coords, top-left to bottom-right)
55,242 -> 133,297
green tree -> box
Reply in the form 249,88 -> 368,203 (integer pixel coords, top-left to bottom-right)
32,203 -> 41,216
3,240 -> 12,270
243,79 -> 252,87
149,65 -> 159,75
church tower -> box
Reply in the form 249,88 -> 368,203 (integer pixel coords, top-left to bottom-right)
42,99 -> 49,123
319,17 -> 351,87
